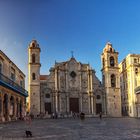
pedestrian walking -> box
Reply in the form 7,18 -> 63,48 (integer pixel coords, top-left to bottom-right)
80,112 -> 85,121
24,112 -> 32,137
99,112 -> 102,120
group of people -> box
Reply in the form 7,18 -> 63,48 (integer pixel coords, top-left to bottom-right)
51,111 -> 103,120
23,111 -> 102,137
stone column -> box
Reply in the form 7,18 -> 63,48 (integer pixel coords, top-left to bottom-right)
87,67 -> 90,94
58,70 -> 61,112
65,94 -> 67,113
7,96 -> 11,121
102,93 -> 107,115
87,67 -> 92,114
13,97 -> 15,118
79,94 -> 83,112
88,95 -> 91,114
65,69 -> 69,113
59,93 -> 62,112
90,70 -> 94,114
55,69 -> 58,112
52,93 -> 55,113
55,93 -> 58,112
65,65 -> 68,91
79,70 -> 83,112
94,96 -> 96,114
16,98 -> 20,118
67,95 -> 69,113
14,99 -> 17,120
91,95 -> 94,114
21,100 -> 24,118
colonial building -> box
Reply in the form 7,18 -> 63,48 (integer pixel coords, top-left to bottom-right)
28,40 -> 106,116
101,42 -> 121,117
135,86 -> 140,117
0,50 -> 28,122
119,54 -> 140,117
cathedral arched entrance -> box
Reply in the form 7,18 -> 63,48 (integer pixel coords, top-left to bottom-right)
96,103 -> 102,114
45,102 -> 51,114
69,98 -> 79,113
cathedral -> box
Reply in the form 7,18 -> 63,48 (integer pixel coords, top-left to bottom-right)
28,40 -> 122,117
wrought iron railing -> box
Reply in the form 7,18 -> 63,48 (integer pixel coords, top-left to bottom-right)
0,73 -> 28,96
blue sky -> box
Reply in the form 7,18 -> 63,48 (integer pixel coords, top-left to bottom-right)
0,0 -> 140,89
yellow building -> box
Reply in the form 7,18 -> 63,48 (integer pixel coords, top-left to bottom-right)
0,50 -> 28,122
119,54 -> 140,117
135,86 -> 140,117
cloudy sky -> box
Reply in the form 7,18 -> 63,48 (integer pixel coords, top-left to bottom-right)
0,0 -> 140,89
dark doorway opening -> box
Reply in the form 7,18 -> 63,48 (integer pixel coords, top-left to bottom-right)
69,98 -> 79,113
96,103 -> 102,114
45,103 -> 51,114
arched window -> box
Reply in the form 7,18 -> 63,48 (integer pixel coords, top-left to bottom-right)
32,54 -> 36,63
32,73 -> 36,80
32,42 -> 35,47
111,74 -> 116,87
110,56 -> 115,67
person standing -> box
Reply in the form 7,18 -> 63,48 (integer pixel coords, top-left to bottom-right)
25,112 -> 32,137
99,112 -> 102,120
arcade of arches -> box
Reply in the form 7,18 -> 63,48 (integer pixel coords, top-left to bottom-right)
0,86 -> 26,122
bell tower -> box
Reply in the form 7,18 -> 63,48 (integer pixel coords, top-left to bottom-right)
28,40 -> 41,116
101,42 -> 121,117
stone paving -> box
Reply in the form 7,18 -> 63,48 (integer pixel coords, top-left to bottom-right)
0,117 -> 140,140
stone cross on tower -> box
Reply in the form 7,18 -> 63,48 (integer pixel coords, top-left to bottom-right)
71,51 -> 74,58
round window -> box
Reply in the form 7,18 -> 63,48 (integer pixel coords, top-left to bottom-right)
70,71 -> 76,78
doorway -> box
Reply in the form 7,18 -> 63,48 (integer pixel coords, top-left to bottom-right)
96,103 -> 102,114
69,98 -> 79,113
45,103 -> 51,114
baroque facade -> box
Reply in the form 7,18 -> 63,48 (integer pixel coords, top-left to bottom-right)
28,40 -> 140,118
0,50 -> 28,122
28,40 -> 106,116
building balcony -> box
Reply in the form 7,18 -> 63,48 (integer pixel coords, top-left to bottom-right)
0,73 -> 28,97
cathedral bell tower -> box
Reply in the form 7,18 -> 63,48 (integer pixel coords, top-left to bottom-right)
28,40 -> 41,116
101,42 -> 121,117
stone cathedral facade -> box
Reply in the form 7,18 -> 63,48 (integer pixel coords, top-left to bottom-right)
28,40 -> 106,116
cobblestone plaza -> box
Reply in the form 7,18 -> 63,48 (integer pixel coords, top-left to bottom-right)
0,118 -> 140,140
